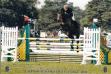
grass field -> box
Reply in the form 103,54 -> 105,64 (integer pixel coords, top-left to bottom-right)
1,62 -> 111,74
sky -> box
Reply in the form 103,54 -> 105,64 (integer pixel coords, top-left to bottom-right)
36,0 -> 92,10
68,0 -> 92,10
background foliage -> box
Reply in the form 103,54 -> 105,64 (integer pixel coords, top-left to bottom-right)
0,0 -> 111,31
0,0 -> 38,28
80,0 -> 111,31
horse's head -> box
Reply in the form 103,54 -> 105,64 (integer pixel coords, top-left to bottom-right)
64,4 -> 69,11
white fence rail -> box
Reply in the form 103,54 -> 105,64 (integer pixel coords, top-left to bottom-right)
29,38 -> 84,55
1,26 -> 18,62
82,27 -> 101,65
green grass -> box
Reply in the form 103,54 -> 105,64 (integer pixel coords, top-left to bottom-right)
1,62 -> 111,74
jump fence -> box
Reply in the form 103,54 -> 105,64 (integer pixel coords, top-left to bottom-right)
0,26 -> 102,65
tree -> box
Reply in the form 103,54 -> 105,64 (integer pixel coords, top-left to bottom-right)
0,0 -> 38,28
73,7 -> 85,23
80,0 -> 111,31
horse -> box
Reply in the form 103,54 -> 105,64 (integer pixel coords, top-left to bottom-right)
60,19 -> 80,39
60,19 -> 80,50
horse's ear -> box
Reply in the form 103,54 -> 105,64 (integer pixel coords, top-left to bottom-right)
57,13 -> 63,22
57,13 -> 60,21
